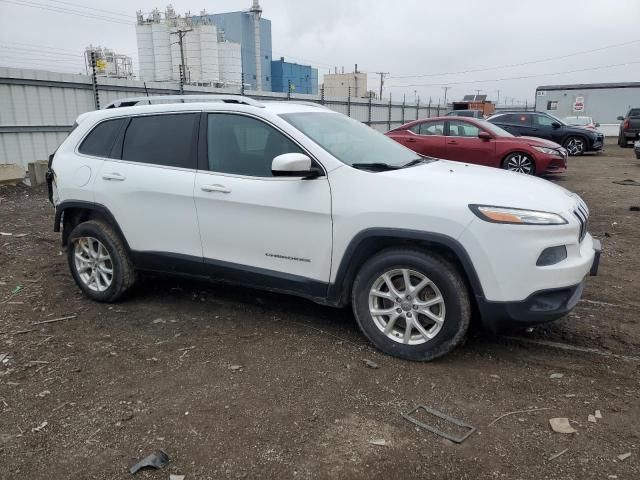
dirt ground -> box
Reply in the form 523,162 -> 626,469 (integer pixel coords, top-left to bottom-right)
1,144 -> 639,479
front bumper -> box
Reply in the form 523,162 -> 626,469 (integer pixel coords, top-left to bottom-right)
589,139 -> 604,152
479,238 -> 601,332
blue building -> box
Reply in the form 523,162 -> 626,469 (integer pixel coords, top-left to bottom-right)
271,58 -> 318,95
198,9 -> 272,91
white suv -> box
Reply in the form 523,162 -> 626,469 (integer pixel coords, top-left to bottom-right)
48,95 -> 600,361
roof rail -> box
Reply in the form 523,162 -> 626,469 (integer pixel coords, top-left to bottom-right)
104,94 -> 264,109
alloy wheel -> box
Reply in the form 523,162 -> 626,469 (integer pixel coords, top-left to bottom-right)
565,137 -> 585,156
506,154 -> 534,174
73,237 -> 113,292
368,268 -> 446,345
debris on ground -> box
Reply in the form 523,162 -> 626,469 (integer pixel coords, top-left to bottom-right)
229,365 -> 243,371
595,410 -> 602,419
402,405 -> 476,443
630,206 -> 640,211
363,359 -> 379,369
549,373 -> 564,379
588,414 -> 597,423
612,179 -> 640,186
32,314 -> 77,326
549,418 -> 576,434
488,407 -> 552,426
548,448 -> 569,461
617,452 -> 631,461
489,374 -> 500,379
169,475 -> 186,480
129,450 -> 170,475
31,421 -> 48,433
368,439 -> 389,446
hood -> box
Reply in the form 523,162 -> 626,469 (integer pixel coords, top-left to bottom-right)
505,136 -> 562,149
382,160 -> 578,215
563,124 -> 599,137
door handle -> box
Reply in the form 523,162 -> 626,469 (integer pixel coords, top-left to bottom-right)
447,140 -> 459,145
406,138 -> 417,143
201,184 -> 231,194
102,172 -> 125,181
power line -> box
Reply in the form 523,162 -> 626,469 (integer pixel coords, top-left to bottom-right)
41,0 -> 133,19
387,60 -> 640,88
0,0 -> 133,25
388,38 -> 640,79
0,45 -> 84,58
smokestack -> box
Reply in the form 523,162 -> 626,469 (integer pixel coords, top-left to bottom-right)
250,1 -> 263,91
355,64 -> 358,73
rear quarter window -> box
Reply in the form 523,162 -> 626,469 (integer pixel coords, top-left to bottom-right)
629,109 -> 640,117
78,118 -> 125,157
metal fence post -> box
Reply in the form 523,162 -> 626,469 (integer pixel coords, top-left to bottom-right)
427,99 -> 431,118
388,94 -> 392,131
401,94 -> 406,124
90,51 -> 100,110
178,65 -> 184,95
416,97 -> 420,121
241,72 -> 245,96
436,103 -> 440,116
287,80 -> 292,100
347,86 -> 352,117
367,91 -> 373,126
320,85 -> 325,105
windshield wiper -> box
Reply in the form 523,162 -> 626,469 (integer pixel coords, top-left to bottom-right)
351,162 -> 401,171
401,158 -> 428,168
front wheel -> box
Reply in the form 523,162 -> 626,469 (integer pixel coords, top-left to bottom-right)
351,249 -> 471,361
502,152 -> 535,175
564,136 -> 586,156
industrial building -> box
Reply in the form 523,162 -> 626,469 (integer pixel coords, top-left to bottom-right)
323,68 -> 368,98
135,6 -> 242,87
535,82 -> 640,125
196,1 -> 272,91
84,46 -> 133,78
271,57 -> 318,94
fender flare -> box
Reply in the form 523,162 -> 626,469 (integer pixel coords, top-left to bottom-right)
326,228 -> 485,306
54,200 -> 131,252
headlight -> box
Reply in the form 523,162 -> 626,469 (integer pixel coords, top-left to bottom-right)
469,205 -> 568,225
533,146 -> 562,156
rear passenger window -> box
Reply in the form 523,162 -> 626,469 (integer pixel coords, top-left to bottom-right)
78,118 -> 125,157
121,113 -> 198,168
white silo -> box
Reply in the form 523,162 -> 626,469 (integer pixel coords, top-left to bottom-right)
219,41 -> 242,86
199,24 -> 220,84
135,23 -> 156,81
151,22 -> 171,81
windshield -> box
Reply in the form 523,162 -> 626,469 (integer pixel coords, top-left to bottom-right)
545,112 -> 566,125
475,119 -> 514,137
280,112 -> 421,168
563,117 -> 591,126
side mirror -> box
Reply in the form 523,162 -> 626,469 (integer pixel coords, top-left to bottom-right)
551,121 -> 561,128
478,131 -> 493,140
617,116 -> 624,121
272,153 -> 320,178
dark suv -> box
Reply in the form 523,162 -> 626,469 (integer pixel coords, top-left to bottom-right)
487,111 -> 604,156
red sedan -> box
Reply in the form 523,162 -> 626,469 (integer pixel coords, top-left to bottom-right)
385,116 -> 567,175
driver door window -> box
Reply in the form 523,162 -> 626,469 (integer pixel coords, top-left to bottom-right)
207,114 -> 303,177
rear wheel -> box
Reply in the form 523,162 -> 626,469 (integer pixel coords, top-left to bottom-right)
67,220 -> 137,302
564,136 -> 586,156
502,152 -> 535,175
351,249 -> 471,361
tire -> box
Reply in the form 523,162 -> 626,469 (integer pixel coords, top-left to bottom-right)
563,136 -> 586,156
618,132 -> 627,148
351,248 -> 471,361
502,152 -> 536,175
67,220 -> 137,302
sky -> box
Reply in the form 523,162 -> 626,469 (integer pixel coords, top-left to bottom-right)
1,0 -> 639,105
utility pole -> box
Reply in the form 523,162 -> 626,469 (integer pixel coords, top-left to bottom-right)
171,28 -> 192,93
376,72 -> 389,100
441,86 -> 451,107
474,89 -> 482,100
